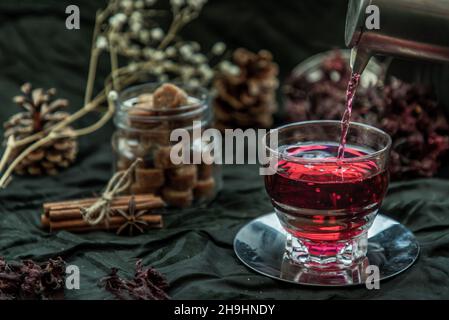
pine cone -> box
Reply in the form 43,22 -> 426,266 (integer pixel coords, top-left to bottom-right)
3,83 -> 78,176
213,48 -> 279,130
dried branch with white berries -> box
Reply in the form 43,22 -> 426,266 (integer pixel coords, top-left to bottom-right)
87,0 -> 238,95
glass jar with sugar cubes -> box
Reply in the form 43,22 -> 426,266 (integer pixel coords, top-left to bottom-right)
112,82 -> 222,208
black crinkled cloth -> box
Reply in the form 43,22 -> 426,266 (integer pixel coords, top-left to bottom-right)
0,0 -> 448,300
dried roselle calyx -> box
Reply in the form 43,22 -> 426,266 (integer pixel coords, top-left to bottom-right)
40,257 -> 66,295
284,51 -> 449,180
153,83 -> 188,109
372,80 -> 449,179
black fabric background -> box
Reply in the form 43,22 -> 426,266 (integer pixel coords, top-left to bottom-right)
0,0 -> 448,299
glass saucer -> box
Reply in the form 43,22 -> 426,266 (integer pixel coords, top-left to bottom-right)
234,213 -> 419,287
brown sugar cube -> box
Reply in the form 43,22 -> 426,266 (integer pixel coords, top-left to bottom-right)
127,98 -> 169,131
139,137 -> 154,155
154,146 -> 179,169
137,93 -> 154,108
197,164 -> 214,180
130,183 -> 160,195
128,106 -> 158,130
167,165 -> 197,191
194,177 -> 216,199
135,168 -> 165,188
169,112 -> 203,130
142,125 -> 171,146
153,84 -> 188,109
128,105 -> 154,117
162,187 -> 193,208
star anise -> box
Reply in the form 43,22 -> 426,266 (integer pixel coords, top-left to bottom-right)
115,196 -> 149,236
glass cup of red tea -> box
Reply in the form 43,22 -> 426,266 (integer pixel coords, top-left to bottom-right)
263,120 -> 392,270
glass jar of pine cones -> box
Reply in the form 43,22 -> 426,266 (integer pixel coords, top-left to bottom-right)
112,82 -> 222,208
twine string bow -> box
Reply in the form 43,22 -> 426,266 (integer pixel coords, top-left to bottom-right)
81,158 -> 142,225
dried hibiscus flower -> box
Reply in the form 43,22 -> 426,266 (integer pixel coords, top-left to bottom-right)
0,257 -> 65,300
100,259 -> 169,300
284,51 -> 449,180
353,79 -> 449,179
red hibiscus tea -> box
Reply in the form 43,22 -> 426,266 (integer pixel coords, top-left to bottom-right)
265,143 -> 389,240
263,122 -> 391,268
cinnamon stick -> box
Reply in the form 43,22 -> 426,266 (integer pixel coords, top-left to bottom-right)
47,199 -> 164,221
